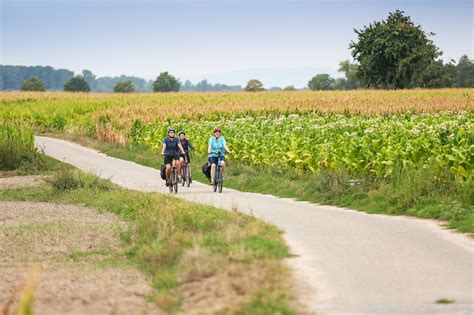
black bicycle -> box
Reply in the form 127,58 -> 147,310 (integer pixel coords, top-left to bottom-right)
213,152 -> 225,193
181,152 -> 192,187
168,161 -> 178,194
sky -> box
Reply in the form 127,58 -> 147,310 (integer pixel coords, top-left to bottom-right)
1,0 -> 473,87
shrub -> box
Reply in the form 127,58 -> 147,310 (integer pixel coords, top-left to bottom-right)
21,76 -> 46,92
0,123 -> 45,171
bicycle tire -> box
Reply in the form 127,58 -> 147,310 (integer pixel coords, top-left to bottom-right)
218,167 -> 223,193
181,164 -> 186,187
173,168 -> 178,193
186,165 -> 191,187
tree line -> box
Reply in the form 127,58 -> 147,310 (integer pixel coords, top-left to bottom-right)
3,10 -> 473,93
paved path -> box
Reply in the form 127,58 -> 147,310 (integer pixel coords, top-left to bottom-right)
36,136 -> 474,315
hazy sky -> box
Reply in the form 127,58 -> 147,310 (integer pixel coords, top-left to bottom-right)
1,0 -> 473,83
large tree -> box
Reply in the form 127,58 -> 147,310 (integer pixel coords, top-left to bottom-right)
21,76 -> 46,91
350,10 -> 440,89
244,79 -> 265,92
64,75 -> 90,92
153,72 -> 180,92
308,74 -> 334,90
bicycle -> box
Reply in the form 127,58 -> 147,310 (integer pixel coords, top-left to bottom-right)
166,158 -> 179,194
213,152 -> 225,193
181,151 -> 192,187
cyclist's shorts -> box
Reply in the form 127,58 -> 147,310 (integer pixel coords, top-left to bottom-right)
208,156 -> 225,165
164,154 -> 180,165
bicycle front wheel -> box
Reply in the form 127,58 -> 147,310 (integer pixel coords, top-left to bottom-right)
218,167 -> 223,193
181,165 -> 186,187
173,168 -> 178,193
186,165 -> 191,187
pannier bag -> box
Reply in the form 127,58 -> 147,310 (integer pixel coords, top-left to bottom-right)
202,163 -> 211,180
160,165 -> 166,180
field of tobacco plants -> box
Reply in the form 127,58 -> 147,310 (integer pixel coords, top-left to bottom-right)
1,89 -> 473,182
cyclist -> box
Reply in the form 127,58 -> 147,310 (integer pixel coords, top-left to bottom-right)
208,127 -> 230,185
178,131 -> 195,177
161,128 -> 186,186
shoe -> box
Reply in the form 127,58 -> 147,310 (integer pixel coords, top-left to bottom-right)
165,180 -> 170,187
178,177 -> 182,183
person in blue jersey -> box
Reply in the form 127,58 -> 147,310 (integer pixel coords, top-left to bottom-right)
207,127 -> 231,184
161,128 -> 186,186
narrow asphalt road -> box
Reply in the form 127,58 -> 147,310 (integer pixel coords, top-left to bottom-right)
35,136 -> 473,315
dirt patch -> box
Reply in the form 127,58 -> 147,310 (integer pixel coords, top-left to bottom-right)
0,175 -> 45,189
0,201 -> 163,315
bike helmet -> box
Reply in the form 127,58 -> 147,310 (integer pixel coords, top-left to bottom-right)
168,128 -> 176,133
213,127 -> 221,133
178,131 -> 185,136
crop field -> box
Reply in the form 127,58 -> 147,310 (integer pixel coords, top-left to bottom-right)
1,89 -> 472,182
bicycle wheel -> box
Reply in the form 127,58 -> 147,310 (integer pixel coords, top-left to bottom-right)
213,167 -> 218,192
168,171 -> 173,193
181,164 -> 186,187
218,167 -> 223,193
186,165 -> 191,187
173,168 -> 178,193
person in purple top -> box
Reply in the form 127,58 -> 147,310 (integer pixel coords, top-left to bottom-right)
178,131 -> 195,176
161,128 -> 186,185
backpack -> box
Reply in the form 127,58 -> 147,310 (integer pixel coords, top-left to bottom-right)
160,165 -> 166,180
202,163 -> 211,180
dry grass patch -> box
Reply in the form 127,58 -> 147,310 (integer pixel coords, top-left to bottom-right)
0,175 -> 45,189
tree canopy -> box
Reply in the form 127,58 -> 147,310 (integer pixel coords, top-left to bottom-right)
64,75 -> 90,92
350,10 -> 440,89
308,74 -> 334,90
113,80 -> 136,93
244,79 -> 265,92
21,76 -> 46,92
153,72 -> 180,92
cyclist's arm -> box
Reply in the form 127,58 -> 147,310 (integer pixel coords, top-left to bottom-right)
224,144 -> 231,154
208,145 -> 212,155
188,141 -> 195,151
178,143 -> 186,155
161,143 -> 166,155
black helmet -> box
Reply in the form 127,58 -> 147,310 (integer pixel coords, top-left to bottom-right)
168,128 -> 176,133
178,131 -> 185,136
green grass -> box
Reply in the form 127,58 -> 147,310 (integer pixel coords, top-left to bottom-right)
0,164 -> 296,313
0,122 -> 50,174
54,134 -> 473,234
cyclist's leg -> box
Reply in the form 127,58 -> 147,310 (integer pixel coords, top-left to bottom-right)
209,156 -> 217,183
175,156 -> 182,181
164,156 -> 172,179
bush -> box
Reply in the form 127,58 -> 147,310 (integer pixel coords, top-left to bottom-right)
0,123 -> 45,171
48,166 -> 114,193
21,76 -> 46,92
113,80 -> 136,93
64,75 -> 90,92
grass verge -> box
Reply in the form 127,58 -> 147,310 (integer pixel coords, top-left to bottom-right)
46,132 -> 473,234
0,162 -> 297,314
